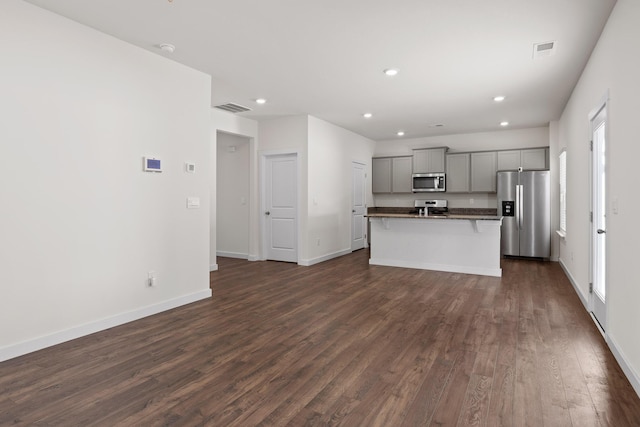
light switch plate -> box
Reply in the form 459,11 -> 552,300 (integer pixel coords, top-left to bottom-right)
187,197 -> 200,209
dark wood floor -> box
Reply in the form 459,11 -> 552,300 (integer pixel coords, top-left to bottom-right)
2,250 -> 640,426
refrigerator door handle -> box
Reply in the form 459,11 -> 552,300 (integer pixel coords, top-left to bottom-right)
515,184 -> 520,230
517,185 -> 524,230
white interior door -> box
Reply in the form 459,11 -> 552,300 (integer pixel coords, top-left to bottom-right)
351,162 -> 366,251
590,102 -> 607,331
264,154 -> 298,262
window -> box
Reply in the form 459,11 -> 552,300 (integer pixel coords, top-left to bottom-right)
559,150 -> 567,233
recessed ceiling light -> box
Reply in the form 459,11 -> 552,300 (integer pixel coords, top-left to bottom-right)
500,121 -> 509,127
384,68 -> 399,76
255,98 -> 267,104
159,43 -> 175,53
363,113 -> 373,119
493,96 -> 506,102
397,131 -> 405,136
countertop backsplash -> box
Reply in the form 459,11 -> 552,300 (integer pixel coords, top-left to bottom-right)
373,193 -> 498,209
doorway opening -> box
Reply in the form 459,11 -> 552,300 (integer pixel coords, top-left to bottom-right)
216,132 -> 250,260
589,95 -> 608,332
351,161 -> 367,252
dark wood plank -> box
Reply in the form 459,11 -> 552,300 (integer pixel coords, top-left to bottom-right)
0,251 -> 639,426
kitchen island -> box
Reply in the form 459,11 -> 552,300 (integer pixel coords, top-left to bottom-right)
367,213 -> 503,277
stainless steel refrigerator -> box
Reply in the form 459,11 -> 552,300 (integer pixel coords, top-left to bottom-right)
497,170 -> 550,258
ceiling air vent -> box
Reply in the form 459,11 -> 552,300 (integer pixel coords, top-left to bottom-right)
214,103 -> 251,113
533,41 -> 556,59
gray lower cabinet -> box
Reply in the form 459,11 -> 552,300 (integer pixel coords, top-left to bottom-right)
445,153 -> 470,193
372,156 -> 412,193
471,151 -> 497,192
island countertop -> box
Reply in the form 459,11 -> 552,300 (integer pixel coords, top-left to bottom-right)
365,213 -> 502,221
367,206 -> 503,277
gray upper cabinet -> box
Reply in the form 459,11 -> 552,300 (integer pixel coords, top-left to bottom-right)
497,148 -> 548,171
496,150 -> 521,171
372,156 -> 412,193
412,148 -> 446,173
445,153 -> 470,193
471,151 -> 497,192
372,158 -> 392,193
391,157 -> 413,193
373,146 -> 549,195
521,148 -> 548,169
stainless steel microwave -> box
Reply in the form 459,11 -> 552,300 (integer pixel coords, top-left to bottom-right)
412,173 -> 446,192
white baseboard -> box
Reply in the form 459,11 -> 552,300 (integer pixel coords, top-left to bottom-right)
216,251 -> 249,260
0,289 -> 212,363
248,255 -> 260,262
209,264 -> 219,272
298,249 -> 352,266
559,258 -> 588,309
559,259 -> 640,400
369,258 -> 502,277
607,334 -> 640,399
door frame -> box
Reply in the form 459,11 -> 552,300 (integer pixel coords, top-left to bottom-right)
588,91 -> 609,333
351,161 -> 368,252
211,128 -> 257,271
259,150 -> 302,264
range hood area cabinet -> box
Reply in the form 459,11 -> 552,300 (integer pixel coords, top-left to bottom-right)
372,156 -> 412,193
412,148 -> 447,173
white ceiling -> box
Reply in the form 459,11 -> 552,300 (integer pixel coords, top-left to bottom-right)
24,0 -> 616,141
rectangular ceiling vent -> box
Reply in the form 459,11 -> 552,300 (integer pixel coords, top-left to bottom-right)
214,103 -> 251,113
533,41 -> 556,59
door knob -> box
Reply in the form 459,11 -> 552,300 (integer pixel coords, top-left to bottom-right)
597,229 -> 606,234
352,209 -> 356,213
265,211 -> 270,216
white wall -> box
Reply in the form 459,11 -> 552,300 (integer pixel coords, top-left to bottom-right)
258,115 -> 310,260
257,115 -> 375,265
373,126 -> 550,209
548,121 -> 561,262
557,0 -> 640,395
210,109 -> 259,267
217,133 -> 250,258
307,116 -> 376,264
0,0 -> 212,361
375,127 -> 550,156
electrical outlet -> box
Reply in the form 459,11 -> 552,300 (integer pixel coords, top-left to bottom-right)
316,238 -> 321,246
148,271 -> 156,287
469,198 -> 475,205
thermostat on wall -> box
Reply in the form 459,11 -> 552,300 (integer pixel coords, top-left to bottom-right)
143,157 -> 162,173
185,162 -> 196,173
